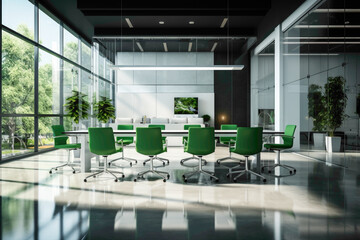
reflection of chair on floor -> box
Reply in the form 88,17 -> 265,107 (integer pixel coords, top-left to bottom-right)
49,125 -> 80,174
84,127 -> 125,182
262,125 -> 297,176
216,124 -> 241,164
108,124 -> 137,167
143,125 -> 170,166
229,127 -> 266,183
182,127 -> 218,182
134,127 -> 170,182
135,201 -> 166,239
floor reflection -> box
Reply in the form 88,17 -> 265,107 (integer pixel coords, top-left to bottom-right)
0,148 -> 360,239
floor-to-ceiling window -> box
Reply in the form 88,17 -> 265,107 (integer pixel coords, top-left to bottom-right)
251,0 -> 360,167
0,0 -> 114,160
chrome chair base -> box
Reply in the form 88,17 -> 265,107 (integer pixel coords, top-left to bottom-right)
262,164 -> 296,175
216,156 -> 242,164
135,156 -> 170,182
182,156 -> 218,182
143,156 -> 169,166
49,149 -> 78,174
231,156 -> 266,183
84,156 -> 124,182
109,157 -> 137,167
180,155 -> 207,165
261,150 -> 296,176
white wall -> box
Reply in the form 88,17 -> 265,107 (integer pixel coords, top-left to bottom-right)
115,52 -> 215,126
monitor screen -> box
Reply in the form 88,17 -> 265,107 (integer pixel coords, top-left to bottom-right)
174,97 -> 198,114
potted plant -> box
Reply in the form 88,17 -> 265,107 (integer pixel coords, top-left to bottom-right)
202,114 -> 211,127
64,90 -> 90,129
323,76 -> 347,152
308,84 -> 326,148
94,97 -> 116,126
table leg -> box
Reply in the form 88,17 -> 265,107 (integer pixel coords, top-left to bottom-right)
80,135 -> 91,172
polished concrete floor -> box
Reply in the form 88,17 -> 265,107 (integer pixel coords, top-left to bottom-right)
0,146 -> 359,240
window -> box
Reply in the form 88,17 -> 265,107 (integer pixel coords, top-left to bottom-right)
64,27 -> 79,63
39,6 -> 60,53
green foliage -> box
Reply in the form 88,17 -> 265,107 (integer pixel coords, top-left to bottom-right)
174,97 -> 198,114
94,97 -> 116,123
308,84 -> 326,131
202,114 -> 211,122
323,76 -> 347,137
64,90 -> 90,124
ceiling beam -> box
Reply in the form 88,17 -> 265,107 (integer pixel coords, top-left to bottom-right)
94,28 -> 257,38
78,0 -> 270,16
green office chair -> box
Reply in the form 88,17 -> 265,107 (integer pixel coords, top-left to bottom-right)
229,127 -> 266,183
142,124 -> 169,166
134,127 -> 170,182
180,124 -> 203,165
108,125 -> 137,167
216,124 -> 242,164
49,125 -> 81,174
182,127 -> 218,182
84,127 -> 125,182
262,125 -> 297,175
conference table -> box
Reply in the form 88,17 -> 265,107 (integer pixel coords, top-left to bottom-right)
64,129 -> 283,173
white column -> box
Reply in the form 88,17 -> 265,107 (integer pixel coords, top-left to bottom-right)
274,25 -> 283,135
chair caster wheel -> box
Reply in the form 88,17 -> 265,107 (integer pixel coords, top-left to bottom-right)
115,179 -> 118,182
167,174 -> 170,179
263,179 -> 267,183
268,170 -> 272,173
108,163 -> 111,167
163,162 -> 165,166
233,179 -> 237,183
143,162 -> 146,166
290,171 -> 292,174
55,168 -> 58,171
226,174 -> 230,178
49,170 -> 52,174
130,162 -> 132,167
216,161 -> 220,165
214,179 -> 219,183
93,175 -> 96,178
184,178 -> 187,183
73,171 -> 76,174
84,179 -> 87,182
134,179 -> 137,182
122,174 -> 125,178
204,161 -> 207,165
135,161 -> 138,164
163,179 -> 166,182
294,169 -> 296,173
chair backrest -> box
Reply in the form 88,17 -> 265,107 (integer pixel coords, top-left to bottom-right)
220,124 -> 237,143
187,127 -> 215,156
282,125 -> 296,148
183,124 -> 201,143
51,125 -> 68,146
148,124 -> 165,130
116,124 -> 134,143
184,124 -> 201,130
88,127 -> 116,156
233,127 -> 263,156
136,127 -> 163,156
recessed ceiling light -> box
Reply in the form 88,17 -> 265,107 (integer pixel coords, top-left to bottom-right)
125,18 -> 134,28
188,42 -> 193,52
220,18 -> 228,28
211,42 -> 218,52
136,42 -> 144,52
189,21 -> 195,25
163,42 -> 168,52
159,21 -> 165,25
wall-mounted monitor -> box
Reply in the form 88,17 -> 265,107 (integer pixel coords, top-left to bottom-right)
174,97 -> 198,114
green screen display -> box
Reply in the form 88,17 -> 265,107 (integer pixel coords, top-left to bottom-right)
174,97 -> 198,114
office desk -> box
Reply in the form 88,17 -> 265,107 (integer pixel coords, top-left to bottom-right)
64,130 -> 283,173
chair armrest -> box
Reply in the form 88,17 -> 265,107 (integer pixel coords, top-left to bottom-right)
117,138 -> 124,148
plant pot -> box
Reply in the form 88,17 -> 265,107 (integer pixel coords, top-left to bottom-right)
313,133 -> 326,148
325,136 -> 341,152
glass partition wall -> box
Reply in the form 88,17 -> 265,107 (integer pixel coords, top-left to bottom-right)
0,0 -> 114,160
251,0 -> 360,167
